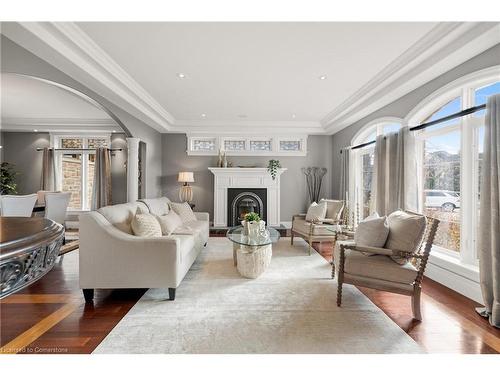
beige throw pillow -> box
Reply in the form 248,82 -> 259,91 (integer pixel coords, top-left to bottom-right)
169,202 -> 197,223
156,210 -> 183,235
385,210 -> 427,264
354,213 -> 389,255
320,199 -> 344,221
131,212 -> 162,237
305,201 -> 327,222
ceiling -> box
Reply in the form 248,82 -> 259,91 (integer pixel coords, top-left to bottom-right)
2,22 -> 499,135
0,73 -> 121,133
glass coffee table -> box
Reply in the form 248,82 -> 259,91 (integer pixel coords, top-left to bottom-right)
226,226 -> 280,278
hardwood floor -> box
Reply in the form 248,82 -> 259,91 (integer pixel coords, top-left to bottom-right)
0,238 -> 498,354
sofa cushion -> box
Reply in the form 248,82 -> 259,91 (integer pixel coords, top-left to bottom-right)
131,212 -> 162,237
139,197 -> 171,216
156,210 -> 183,235
173,220 -> 209,246
319,199 -> 344,221
169,202 -> 197,223
334,242 -> 417,284
385,210 -> 426,253
98,202 -> 148,234
292,218 -> 336,236
305,201 -> 327,222
354,213 -> 389,250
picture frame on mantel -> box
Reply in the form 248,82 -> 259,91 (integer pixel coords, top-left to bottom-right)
187,134 -> 307,156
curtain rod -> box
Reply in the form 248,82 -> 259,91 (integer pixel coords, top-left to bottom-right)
36,148 -> 123,151
341,103 -> 487,153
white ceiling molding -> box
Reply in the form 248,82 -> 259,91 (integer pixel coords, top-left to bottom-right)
322,22 -> 500,134
1,117 -> 123,133
1,22 -> 175,132
174,120 -> 325,135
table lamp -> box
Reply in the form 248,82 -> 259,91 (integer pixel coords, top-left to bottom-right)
178,171 -> 194,203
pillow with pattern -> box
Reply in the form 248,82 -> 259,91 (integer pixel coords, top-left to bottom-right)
169,202 -> 197,223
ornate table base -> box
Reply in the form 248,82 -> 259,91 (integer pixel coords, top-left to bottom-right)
1,217 -> 64,299
234,243 -> 272,279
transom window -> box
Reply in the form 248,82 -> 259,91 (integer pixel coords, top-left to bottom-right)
52,134 -> 110,211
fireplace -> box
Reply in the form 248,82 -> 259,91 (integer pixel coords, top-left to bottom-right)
227,188 -> 267,227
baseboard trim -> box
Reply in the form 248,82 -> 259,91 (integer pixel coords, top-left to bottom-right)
425,261 -> 483,304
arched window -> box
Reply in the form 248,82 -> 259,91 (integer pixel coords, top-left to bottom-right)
351,118 -> 403,219
406,66 -> 500,264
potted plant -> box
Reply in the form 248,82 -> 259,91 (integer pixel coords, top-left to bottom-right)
0,162 -> 18,195
267,159 -> 281,180
241,212 -> 265,237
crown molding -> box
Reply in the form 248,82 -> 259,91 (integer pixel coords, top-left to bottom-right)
173,120 -> 325,135
1,117 -> 123,132
3,22 -> 175,132
322,22 -> 500,134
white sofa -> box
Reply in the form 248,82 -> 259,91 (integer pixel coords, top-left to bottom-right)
79,197 -> 209,302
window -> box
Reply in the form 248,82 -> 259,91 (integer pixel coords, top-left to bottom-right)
351,118 -> 403,220
53,134 -> 110,211
407,67 -> 500,265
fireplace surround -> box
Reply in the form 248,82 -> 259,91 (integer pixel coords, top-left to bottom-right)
208,167 -> 287,227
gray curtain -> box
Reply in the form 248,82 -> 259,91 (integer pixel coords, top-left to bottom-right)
40,147 -> 56,191
91,147 -> 112,210
477,94 -> 500,328
339,147 -> 350,201
373,127 -> 417,215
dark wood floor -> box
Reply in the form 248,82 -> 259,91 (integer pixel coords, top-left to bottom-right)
1,237 -> 499,354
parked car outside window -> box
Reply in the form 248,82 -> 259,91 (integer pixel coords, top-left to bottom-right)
424,189 -> 460,211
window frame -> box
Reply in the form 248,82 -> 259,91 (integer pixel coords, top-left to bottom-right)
51,133 -> 111,212
405,65 -> 500,267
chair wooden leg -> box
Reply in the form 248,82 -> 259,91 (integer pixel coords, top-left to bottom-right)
308,238 -> 312,256
412,286 -> 422,321
336,280 -> 343,307
291,231 -> 294,245
331,263 -> 335,279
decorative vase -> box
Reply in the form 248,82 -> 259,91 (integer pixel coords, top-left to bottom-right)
223,152 -> 228,168
242,220 -> 265,238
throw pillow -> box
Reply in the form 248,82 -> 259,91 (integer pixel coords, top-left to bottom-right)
319,199 -> 344,221
131,212 -> 162,237
305,201 -> 327,222
385,210 -> 427,264
169,202 -> 197,223
354,213 -> 389,255
156,210 -> 183,235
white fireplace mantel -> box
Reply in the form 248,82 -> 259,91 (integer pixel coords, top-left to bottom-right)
208,167 -> 287,227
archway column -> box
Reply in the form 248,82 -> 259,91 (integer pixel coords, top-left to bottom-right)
126,137 -> 140,202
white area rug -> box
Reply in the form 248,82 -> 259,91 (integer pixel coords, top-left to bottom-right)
95,238 -> 423,353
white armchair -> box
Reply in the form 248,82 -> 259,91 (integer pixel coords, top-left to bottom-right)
0,194 -> 37,217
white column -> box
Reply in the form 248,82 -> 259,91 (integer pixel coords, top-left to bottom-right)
126,137 -> 140,202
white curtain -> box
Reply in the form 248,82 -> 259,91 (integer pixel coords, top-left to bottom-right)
373,127 -> 418,215
477,94 -> 500,328
91,147 -> 112,210
339,147 -> 350,201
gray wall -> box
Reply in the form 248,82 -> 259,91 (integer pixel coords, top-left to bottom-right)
0,132 -> 50,194
331,42 -> 500,199
1,36 -> 163,198
0,131 -> 129,204
162,134 -> 333,221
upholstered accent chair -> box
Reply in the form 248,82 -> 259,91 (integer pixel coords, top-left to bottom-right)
332,211 -> 439,321
291,199 -> 345,255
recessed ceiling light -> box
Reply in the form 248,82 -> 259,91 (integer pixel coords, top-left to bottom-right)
292,114 -> 296,119
33,129 -> 38,132
201,113 -> 207,118
112,130 -> 116,133
177,73 -> 186,79
319,75 -> 327,80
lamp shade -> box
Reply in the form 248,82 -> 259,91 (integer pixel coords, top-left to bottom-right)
178,171 -> 194,183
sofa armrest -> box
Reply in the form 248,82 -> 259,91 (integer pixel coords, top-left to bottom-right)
194,212 -> 209,222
